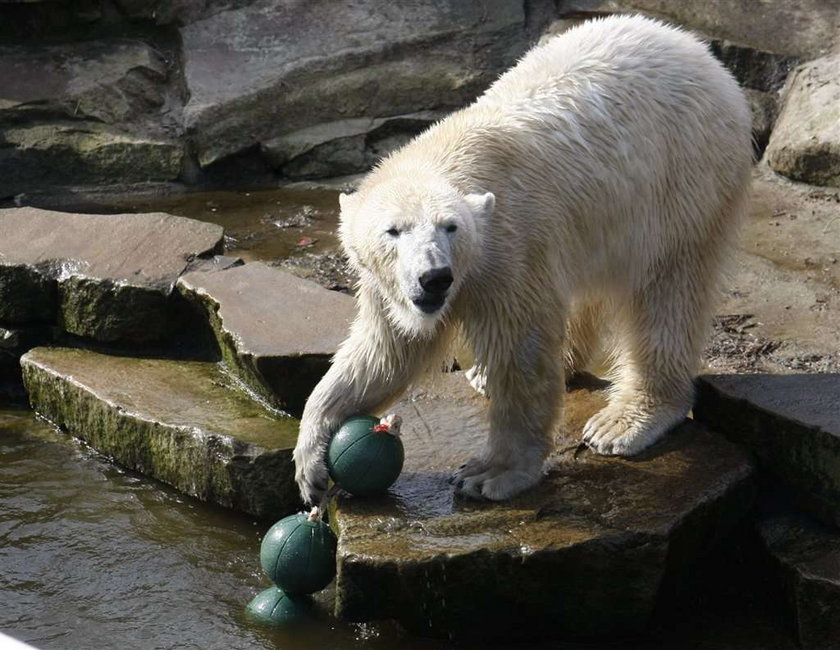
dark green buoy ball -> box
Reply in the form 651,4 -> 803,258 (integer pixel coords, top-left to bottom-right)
327,414 -> 405,496
259,512 -> 337,595
245,587 -> 310,626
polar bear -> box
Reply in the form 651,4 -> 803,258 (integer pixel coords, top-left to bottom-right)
293,15 -> 752,504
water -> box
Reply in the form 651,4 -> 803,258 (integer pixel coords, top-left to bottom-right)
84,187 -> 343,263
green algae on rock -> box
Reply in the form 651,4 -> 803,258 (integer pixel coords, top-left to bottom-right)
331,373 -> 755,640
177,262 -> 355,416
21,347 -> 301,519
695,374 -> 840,528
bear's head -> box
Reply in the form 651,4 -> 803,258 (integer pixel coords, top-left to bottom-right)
338,176 -> 494,338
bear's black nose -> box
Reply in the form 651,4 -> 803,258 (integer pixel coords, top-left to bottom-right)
419,267 -> 453,294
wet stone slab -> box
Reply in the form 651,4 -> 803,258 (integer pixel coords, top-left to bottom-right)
177,262 -> 355,416
0,207 -> 223,341
21,347 -> 301,519
757,511 -> 840,650
332,373 -> 755,640
695,374 -> 840,527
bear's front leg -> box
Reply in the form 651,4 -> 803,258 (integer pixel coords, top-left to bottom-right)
294,292 -> 450,506
454,320 -> 564,500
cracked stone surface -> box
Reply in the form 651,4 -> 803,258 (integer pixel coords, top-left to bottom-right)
0,207 -> 223,341
21,346 -> 301,519
332,372 -> 755,640
177,262 -> 355,416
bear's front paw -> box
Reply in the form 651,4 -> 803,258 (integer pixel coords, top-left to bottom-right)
582,401 -> 685,456
452,457 -> 544,501
293,445 -> 330,507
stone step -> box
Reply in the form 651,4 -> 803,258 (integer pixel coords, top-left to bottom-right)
176,262 -> 355,416
0,207 -> 223,342
695,374 -> 840,527
757,510 -> 840,650
21,346 -> 301,520
332,373 -> 755,640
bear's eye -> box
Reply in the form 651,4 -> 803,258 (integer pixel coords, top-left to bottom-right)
385,227 -> 400,238
445,223 -> 458,233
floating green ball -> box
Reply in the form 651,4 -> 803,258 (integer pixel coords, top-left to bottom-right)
259,513 -> 337,595
327,415 -> 404,496
245,587 -> 309,626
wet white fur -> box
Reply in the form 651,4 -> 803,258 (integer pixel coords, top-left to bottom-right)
293,15 -> 752,504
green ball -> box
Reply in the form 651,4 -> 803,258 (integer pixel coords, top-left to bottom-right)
327,415 -> 405,496
259,513 -> 337,595
245,587 -> 309,626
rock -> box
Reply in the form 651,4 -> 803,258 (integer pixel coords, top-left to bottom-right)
0,325 -> 54,401
263,111 -> 446,180
0,207 -> 223,341
21,346 -> 301,519
554,1 -> 839,59
0,123 -> 184,197
332,373 -> 755,640
765,53 -> 840,187
177,262 -> 355,416
180,0 -> 528,166
757,511 -> 840,650
694,374 -> 840,527
0,40 -> 168,126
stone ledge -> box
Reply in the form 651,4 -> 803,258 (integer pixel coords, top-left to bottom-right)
0,207 -> 223,342
695,374 -> 840,527
332,373 -> 755,640
21,346 -> 301,519
177,262 -> 355,416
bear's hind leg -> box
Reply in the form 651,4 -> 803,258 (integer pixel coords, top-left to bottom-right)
564,299 -> 603,378
583,254 -> 714,455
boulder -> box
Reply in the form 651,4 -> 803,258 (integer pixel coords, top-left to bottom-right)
21,346 -> 301,519
332,373 -> 755,640
765,53 -> 840,187
177,262 -> 355,415
0,207 -> 223,341
695,374 -> 840,527
180,0 -> 528,166
757,511 -> 840,650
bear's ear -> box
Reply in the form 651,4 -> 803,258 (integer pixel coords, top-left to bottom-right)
338,192 -> 359,214
464,192 -> 495,219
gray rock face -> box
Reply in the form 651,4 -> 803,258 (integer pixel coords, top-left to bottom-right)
177,262 -> 355,415
180,0 -> 528,167
695,374 -> 840,527
333,373 -> 755,639
766,53 -> 840,187
0,39 -> 183,197
758,512 -> 840,650
557,0 -> 839,59
0,207 -> 223,341
0,123 -> 184,197
21,346 -> 301,519
0,40 -> 168,126
262,111 -> 447,180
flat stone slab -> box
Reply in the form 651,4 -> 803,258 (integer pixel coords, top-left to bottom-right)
21,347 -> 301,519
332,373 -> 755,640
695,374 -> 840,527
0,207 -> 223,341
177,262 -> 355,416
758,511 -> 840,650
